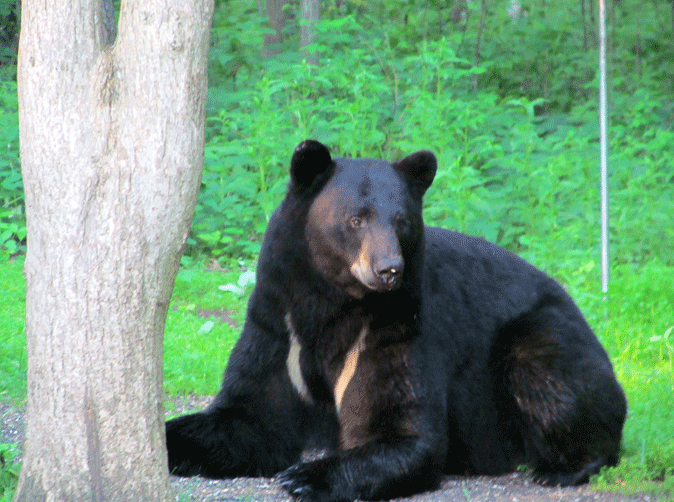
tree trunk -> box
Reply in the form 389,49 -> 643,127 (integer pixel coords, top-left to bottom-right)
263,0 -> 288,54
581,0 -> 588,51
473,0 -> 486,92
301,0 -> 320,65
15,0 -> 213,500
635,0 -> 642,78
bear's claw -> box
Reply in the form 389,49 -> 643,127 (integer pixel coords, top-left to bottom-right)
276,462 -> 335,502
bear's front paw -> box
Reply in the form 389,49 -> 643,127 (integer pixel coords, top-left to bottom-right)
277,461 -> 339,502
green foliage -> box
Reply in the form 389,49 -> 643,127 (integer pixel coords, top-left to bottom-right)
207,2 -> 271,90
0,81 -> 23,258
0,257 -> 25,400
0,0 -> 19,72
575,261 -> 674,494
1,0 -> 673,268
0,443 -> 20,502
164,264 -> 249,395
189,0 -> 673,268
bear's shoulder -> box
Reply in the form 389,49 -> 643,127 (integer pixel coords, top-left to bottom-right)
424,226 -> 541,275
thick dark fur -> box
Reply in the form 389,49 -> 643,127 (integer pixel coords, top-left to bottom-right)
166,140 -> 627,502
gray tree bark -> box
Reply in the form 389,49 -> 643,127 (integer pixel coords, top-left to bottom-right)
263,0 -> 289,54
473,0 -> 486,92
301,0 -> 320,65
15,0 -> 213,500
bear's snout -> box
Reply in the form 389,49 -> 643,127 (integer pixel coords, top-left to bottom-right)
374,258 -> 404,289
351,239 -> 405,291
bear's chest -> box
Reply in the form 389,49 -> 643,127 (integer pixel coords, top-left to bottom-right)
285,313 -> 370,406
285,314 -> 417,450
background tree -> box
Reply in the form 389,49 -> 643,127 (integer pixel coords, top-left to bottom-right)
262,0 -> 289,54
473,0 -> 486,91
301,0 -> 320,64
14,0 -> 213,500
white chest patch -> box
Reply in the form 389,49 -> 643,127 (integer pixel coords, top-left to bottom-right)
334,324 -> 368,412
285,314 -> 313,404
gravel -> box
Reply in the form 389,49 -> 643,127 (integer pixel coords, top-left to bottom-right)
168,472 -> 659,502
1,399 -> 662,502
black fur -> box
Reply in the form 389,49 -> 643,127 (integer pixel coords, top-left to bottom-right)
166,140 -> 626,501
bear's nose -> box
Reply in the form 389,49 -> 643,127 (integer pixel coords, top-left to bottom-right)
376,261 -> 403,286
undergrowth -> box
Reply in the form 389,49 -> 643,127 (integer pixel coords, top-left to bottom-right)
0,443 -> 20,502
577,261 -> 674,495
0,258 -> 25,400
2,1 -> 673,269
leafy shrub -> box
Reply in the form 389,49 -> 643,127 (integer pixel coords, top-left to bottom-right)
0,0 -> 672,269
193,3 -> 673,270
0,443 -> 20,502
0,81 -> 23,257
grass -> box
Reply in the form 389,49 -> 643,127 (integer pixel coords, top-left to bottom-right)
573,261 -> 674,496
1,256 -> 673,499
164,264 -> 250,396
0,258 -> 25,401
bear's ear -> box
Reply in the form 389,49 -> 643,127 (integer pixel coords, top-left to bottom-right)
393,150 -> 437,196
290,140 -> 334,192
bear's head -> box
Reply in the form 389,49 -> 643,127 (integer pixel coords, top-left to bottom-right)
290,140 -> 437,299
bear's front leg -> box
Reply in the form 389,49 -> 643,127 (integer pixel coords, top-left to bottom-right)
277,436 -> 442,502
278,337 -> 444,502
166,404 -> 306,479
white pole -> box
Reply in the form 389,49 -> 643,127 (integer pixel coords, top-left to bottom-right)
599,0 -> 609,295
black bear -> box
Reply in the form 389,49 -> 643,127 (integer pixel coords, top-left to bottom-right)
166,140 -> 627,502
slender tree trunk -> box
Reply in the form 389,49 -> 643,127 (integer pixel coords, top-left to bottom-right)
635,0 -> 642,78
473,0 -> 486,92
255,0 -> 265,16
301,0 -> 320,65
581,0 -> 588,51
15,0 -> 213,500
263,0 -> 288,54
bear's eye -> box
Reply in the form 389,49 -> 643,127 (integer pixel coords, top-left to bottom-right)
394,213 -> 411,233
349,216 -> 364,228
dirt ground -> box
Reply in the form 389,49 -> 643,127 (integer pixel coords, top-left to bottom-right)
0,400 -> 666,502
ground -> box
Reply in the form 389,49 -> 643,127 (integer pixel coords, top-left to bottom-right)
0,399 -> 660,502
